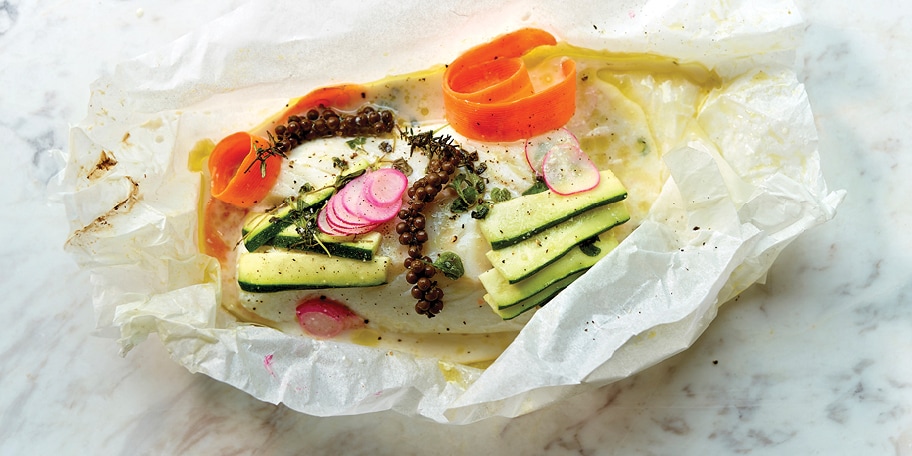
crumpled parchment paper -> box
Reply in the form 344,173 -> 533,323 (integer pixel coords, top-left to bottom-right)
60,0 -> 844,423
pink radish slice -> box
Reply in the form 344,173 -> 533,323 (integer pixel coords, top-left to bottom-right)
340,180 -> 400,223
524,137 -> 550,175
316,206 -> 351,236
340,177 -> 373,217
524,128 -> 578,176
333,190 -> 391,227
344,196 -> 402,223
296,297 -> 365,339
317,168 -> 407,236
363,168 -> 408,206
339,172 -> 404,223
541,140 -> 600,195
356,201 -> 402,224
318,197 -> 377,235
327,196 -> 379,232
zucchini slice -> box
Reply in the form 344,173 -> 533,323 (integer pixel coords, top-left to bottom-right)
272,229 -> 382,261
237,250 -> 390,293
486,202 -> 629,283
242,187 -> 334,252
479,169 -> 627,250
487,272 -> 584,320
480,235 -> 618,308
241,159 -> 372,252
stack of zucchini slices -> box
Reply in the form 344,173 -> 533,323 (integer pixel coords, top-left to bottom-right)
236,162 -> 391,293
477,170 -> 629,319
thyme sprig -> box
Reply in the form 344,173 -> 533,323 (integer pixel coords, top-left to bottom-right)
398,126 -> 481,173
265,162 -> 368,254
282,185 -> 328,254
243,131 -> 289,178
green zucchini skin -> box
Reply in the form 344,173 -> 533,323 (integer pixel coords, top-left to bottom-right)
486,202 -> 630,284
479,170 -> 627,250
241,187 -> 333,252
480,235 -> 618,308
270,229 -> 382,261
489,272 -> 584,320
242,205 -> 297,253
237,251 -> 390,293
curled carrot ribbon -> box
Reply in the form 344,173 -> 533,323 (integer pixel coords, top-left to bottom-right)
443,28 -> 577,142
208,132 -> 280,208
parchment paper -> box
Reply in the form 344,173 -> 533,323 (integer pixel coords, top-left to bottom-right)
60,0 -> 844,423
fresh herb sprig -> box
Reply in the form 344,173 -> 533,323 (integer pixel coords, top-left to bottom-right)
399,126 -> 482,174
282,186 -> 329,254
244,131 -> 289,178
449,172 -> 485,213
260,161 -> 368,254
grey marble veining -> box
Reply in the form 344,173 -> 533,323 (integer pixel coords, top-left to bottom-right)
1,0 -> 910,454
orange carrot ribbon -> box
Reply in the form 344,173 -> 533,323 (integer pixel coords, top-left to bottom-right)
208,132 -> 280,208
443,28 -> 577,142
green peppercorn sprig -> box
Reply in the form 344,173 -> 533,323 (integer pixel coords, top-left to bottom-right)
247,105 -> 396,177
396,129 -> 478,318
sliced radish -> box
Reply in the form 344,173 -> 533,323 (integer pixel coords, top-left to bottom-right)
317,168 -> 405,236
356,201 -> 402,224
320,197 -> 373,235
296,297 -> 365,339
340,182 -> 402,223
524,128 -> 579,176
337,189 -> 398,227
327,196 -> 379,232
340,178 -> 373,217
524,137 -> 550,175
363,168 -> 408,206
317,205 -> 351,236
541,138 -> 600,195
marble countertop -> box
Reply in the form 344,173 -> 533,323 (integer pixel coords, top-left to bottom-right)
2,0 -> 910,454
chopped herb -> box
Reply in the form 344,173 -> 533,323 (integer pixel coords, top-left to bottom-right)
331,156 -> 349,170
450,197 -> 470,213
471,202 -> 491,219
434,252 -> 464,280
345,136 -> 367,150
489,187 -> 512,203
578,236 -> 601,257
391,157 -> 413,176
522,178 -> 549,195
448,172 -> 485,213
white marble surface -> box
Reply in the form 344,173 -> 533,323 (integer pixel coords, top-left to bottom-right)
1,0 -> 910,454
